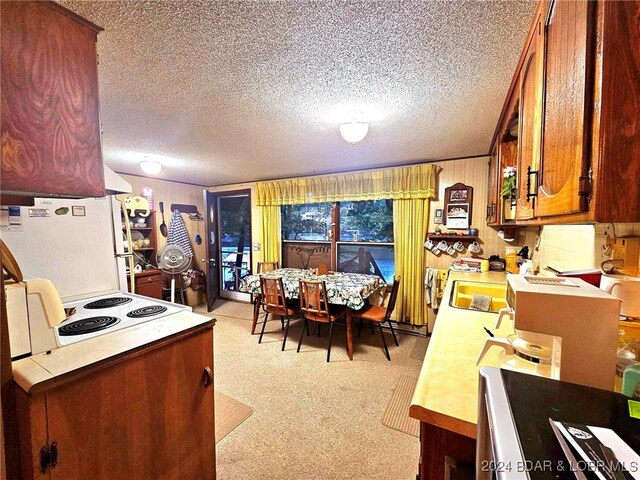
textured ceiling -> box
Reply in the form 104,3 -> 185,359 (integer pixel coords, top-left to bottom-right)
61,0 -> 536,186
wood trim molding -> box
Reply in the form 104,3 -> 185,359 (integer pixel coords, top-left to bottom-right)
40,0 -> 103,33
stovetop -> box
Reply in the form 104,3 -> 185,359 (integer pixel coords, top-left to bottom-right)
57,292 -> 190,347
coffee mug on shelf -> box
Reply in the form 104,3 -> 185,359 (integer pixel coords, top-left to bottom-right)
429,244 -> 441,256
453,241 -> 465,252
438,240 -> 449,251
425,239 -> 434,250
468,241 -> 482,254
446,246 -> 456,255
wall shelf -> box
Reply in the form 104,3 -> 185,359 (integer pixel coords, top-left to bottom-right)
427,234 -> 478,244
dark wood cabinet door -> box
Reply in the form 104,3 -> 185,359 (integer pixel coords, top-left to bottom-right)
594,0 -> 640,223
124,328 -> 215,480
516,12 -> 543,221
44,329 -> 215,480
486,147 -> 499,225
45,362 -> 130,479
1,2 -> 105,198
536,0 -> 593,217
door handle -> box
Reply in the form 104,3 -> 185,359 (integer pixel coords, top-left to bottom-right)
202,366 -> 213,388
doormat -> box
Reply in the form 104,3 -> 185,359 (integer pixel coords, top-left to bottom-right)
215,390 -> 254,443
381,376 -> 420,438
409,337 -> 430,360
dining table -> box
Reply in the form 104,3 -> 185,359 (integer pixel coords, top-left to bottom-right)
239,268 -> 387,360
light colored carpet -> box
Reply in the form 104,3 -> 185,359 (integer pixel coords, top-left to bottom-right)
381,376 -> 420,438
215,391 -> 254,443
194,301 -> 422,480
410,336 -> 430,360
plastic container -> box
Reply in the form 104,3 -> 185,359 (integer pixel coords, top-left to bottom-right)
622,363 -> 640,397
480,260 -> 489,272
505,253 -> 518,274
556,269 -> 602,287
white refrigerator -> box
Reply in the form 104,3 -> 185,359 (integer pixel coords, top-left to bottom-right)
0,168 -> 132,301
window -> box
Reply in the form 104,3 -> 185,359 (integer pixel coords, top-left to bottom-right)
338,200 -> 394,283
281,203 -> 332,241
281,200 -> 395,283
339,200 -> 393,242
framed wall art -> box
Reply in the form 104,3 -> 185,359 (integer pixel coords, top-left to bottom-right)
443,183 -> 473,229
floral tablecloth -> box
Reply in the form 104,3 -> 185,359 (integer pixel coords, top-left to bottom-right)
239,268 -> 386,310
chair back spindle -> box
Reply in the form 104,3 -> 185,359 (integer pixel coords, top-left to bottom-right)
385,276 -> 401,321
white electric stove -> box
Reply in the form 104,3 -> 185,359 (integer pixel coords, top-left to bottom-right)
57,292 -> 190,347
6,282 -> 191,359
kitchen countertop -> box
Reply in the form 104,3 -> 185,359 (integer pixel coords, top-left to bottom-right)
12,310 -> 215,395
409,271 -> 511,439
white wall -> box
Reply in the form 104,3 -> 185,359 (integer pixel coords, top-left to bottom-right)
527,223 -> 640,274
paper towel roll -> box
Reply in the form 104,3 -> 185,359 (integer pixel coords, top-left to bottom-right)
26,279 -> 66,328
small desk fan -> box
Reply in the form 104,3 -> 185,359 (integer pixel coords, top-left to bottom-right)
157,244 -> 191,303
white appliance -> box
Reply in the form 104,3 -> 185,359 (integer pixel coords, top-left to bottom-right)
5,282 -> 31,358
1,168 -> 193,359
476,367 -> 640,480
5,281 -> 190,358
1,167 -> 131,299
600,272 -> 640,319
499,274 -> 620,390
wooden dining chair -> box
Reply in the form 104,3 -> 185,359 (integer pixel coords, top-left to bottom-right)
257,261 -> 279,273
347,276 -> 401,361
297,280 -> 345,362
316,263 -> 329,275
259,276 -> 298,350
251,261 -> 281,334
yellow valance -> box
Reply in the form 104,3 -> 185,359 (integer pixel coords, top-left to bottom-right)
256,164 -> 440,206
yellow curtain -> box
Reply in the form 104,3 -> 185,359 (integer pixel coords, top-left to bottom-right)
257,163 -> 440,325
257,164 -> 438,205
393,198 -> 430,326
260,205 -> 281,264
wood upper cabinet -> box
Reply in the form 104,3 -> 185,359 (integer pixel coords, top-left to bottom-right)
15,327 -> 216,480
486,147 -> 499,225
535,0 -> 593,217
515,10 -> 543,221
487,0 -> 640,225
592,0 -> 640,223
1,1 -> 105,200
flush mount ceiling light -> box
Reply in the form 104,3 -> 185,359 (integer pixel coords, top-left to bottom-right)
140,159 -> 161,175
339,113 -> 369,144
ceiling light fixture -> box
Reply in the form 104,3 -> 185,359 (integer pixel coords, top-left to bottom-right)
140,159 -> 161,175
339,112 -> 369,144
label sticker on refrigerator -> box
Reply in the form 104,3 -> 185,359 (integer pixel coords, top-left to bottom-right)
0,206 -> 23,231
28,208 -> 50,218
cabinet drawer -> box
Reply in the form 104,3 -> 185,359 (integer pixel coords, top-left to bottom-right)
128,271 -> 162,299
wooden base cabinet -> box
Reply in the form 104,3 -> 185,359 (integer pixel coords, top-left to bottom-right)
15,327 -> 216,480
128,269 -> 162,299
418,422 -> 476,480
